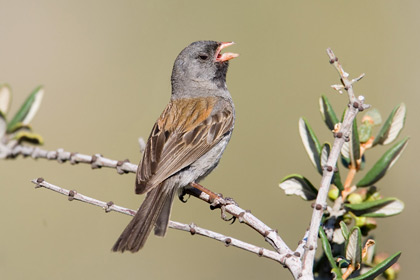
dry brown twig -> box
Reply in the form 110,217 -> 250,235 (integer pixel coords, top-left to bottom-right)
2,48 -> 369,280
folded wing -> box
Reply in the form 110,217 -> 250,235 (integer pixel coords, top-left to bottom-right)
135,97 -> 234,195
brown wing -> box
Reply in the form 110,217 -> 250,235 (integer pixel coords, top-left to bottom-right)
135,97 -> 234,195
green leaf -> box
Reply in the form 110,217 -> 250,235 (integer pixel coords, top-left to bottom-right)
359,155 -> 366,171
6,122 -> 32,134
319,95 -> 339,131
339,221 -> 349,241
340,108 -> 351,169
279,174 -> 318,200
352,251 -> 401,280
345,227 -> 362,269
320,143 -> 330,169
344,197 -> 404,217
338,119 -> 360,168
319,226 -> 342,278
373,103 -> 406,146
333,167 -> 344,191
299,118 -> 322,173
14,131 -> 44,145
363,108 -> 382,126
0,111 -> 6,138
341,153 -> 350,169
7,85 -> 44,132
358,120 -> 373,144
0,83 -> 12,114
340,143 -> 350,170
350,119 -> 361,167
357,137 -> 409,187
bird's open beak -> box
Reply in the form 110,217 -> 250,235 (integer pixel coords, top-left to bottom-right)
215,42 -> 239,62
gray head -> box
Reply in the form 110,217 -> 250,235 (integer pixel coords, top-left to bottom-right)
171,41 -> 238,99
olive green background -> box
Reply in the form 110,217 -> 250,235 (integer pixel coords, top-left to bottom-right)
0,1 -> 418,279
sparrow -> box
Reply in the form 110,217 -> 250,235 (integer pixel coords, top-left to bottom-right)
112,40 -> 238,252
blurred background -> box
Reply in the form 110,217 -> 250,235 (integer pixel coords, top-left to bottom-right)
0,1 -> 418,279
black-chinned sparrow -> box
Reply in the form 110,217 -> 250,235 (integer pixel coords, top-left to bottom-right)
112,41 -> 238,252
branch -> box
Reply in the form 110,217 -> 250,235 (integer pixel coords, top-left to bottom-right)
2,143 -> 298,255
4,142 -> 302,277
0,140 -> 137,174
184,184 -> 293,255
299,49 -> 370,279
31,178 -> 284,264
183,185 -> 302,278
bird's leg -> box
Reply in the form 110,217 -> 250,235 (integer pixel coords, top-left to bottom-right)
179,182 -> 216,203
189,182 -> 220,202
189,182 -> 237,223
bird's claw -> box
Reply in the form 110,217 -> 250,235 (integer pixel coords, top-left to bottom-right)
208,194 -> 238,224
178,189 -> 190,203
221,207 -> 236,224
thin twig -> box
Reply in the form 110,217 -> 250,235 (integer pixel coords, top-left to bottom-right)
0,141 -> 137,174
31,178 -> 284,264
299,49 -> 370,280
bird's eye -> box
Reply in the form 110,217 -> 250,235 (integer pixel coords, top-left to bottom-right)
198,54 -> 209,60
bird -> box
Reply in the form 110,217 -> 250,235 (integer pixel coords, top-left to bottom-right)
112,40 -> 238,252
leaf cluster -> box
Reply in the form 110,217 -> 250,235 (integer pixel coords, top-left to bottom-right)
279,96 -> 407,279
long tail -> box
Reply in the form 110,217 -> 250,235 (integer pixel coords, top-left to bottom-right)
112,183 -> 176,252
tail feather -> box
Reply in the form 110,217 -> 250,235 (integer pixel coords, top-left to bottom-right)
112,183 -> 176,252
154,187 -> 176,237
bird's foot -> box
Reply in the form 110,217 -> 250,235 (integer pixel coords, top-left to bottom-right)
178,188 -> 190,203
188,182 -> 239,224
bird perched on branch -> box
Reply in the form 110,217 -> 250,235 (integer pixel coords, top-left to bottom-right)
112,40 -> 238,252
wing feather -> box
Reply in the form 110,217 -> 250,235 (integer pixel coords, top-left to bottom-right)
135,97 -> 233,195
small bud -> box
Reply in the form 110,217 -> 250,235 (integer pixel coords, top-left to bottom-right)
328,185 -> 339,201
348,193 -> 363,204
354,216 -> 367,228
343,213 -> 352,224
258,248 -> 264,257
